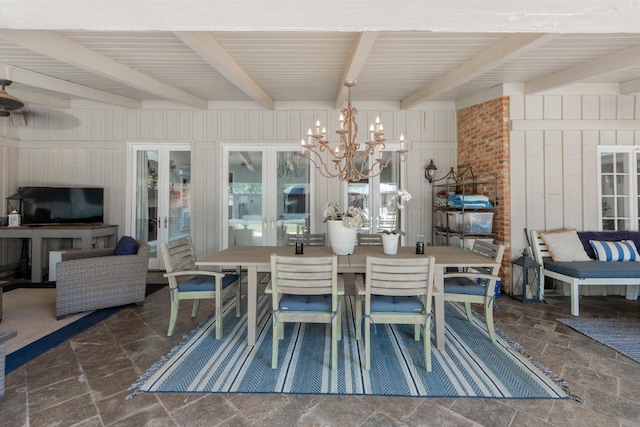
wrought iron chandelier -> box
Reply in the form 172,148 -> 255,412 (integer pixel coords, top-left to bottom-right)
299,80 -> 407,181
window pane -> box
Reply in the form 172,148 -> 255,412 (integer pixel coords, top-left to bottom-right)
618,219 -> 631,230
617,197 -> 629,218
602,197 -> 614,217
602,219 -> 615,230
615,152 -> 629,173
601,153 -> 614,173
601,176 -> 614,195
617,175 -> 630,195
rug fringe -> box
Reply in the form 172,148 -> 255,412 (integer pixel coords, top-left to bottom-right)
126,309 -> 219,400
467,303 -> 584,403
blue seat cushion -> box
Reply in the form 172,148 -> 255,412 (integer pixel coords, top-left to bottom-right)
177,273 -> 239,292
370,295 -> 424,313
279,294 -> 331,311
444,277 -> 486,296
544,261 -> 640,279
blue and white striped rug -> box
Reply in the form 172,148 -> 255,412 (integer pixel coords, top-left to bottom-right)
129,296 -> 573,399
557,317 -> 640,364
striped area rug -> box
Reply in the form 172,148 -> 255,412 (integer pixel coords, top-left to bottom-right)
129,296 -> 572,399
557,317 -> 640,364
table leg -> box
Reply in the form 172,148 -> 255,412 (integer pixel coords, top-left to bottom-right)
433,268 -> 445,349
246,265 -> 258,346
31,237 -> 43,283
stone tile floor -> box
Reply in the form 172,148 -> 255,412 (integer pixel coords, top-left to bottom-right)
1,279 -> 639,426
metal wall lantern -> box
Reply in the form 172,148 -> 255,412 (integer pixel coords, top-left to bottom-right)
510,248 -> 542,303
6,187 -> 23,215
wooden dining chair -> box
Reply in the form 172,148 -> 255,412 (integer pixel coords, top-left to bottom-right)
357,255 -> 436,371
443,240 -> 505,343
285,233 -> 327,246
357,233 -> 383,246
270,254 -> 342,370
160,237 -> 241,338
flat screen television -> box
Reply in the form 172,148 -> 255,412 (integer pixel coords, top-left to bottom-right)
21,187 -> 104,225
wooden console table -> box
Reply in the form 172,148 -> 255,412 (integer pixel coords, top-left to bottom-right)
0,224 -> 118,283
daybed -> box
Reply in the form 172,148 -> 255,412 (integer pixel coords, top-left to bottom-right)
55,238 -> 150,319
531,229 -> 640,316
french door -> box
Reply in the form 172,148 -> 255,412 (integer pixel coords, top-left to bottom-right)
129,143 -> 191,269
346,149 -> 404,236
222,144 -> 312,248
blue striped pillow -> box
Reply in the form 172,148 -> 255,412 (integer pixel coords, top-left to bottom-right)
589,240 -> 640,262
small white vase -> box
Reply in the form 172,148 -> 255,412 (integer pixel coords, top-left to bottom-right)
327,220 -> 357,255
381,233 -> 400,255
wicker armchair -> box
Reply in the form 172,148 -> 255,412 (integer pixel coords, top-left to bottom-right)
55,239 -> 150,319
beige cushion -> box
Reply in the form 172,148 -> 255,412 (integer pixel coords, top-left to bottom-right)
540,229 -> 592,262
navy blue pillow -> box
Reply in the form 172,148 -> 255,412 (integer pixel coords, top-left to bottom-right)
113,236 -> 138,255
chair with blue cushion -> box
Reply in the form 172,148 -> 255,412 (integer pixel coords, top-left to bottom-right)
160,237 -> 241,338
270,254 -> 342,370
358,255 -> 436,371
443,240 -> 505,343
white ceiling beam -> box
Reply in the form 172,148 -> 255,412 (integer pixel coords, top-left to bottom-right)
174,31 -> 274,110
334,32 -> 379,109
526,44 -> 640,94
2,64 -> 139,109
401,33 -> 557,109
1,1 -> 639,33
620,78 -> 640,95
0,29 -> 208,109
9,88 -> 71,110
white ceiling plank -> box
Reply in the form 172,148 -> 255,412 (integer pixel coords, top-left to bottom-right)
526,44 -> 640,94
620,78 -> 640,95
174,31 -> 274,110
334,32 -> 379,109
401,33 -> 557,109
3,65 -> 139,109
0,29 -> 208,109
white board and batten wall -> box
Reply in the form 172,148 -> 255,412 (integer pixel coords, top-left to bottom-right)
510,90 -> 640,296
4,104 -> 457,259
5,87 -> 639,278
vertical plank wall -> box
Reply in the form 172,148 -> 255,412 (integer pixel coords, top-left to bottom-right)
4,105 -> 458,260
509,93 -> 640,265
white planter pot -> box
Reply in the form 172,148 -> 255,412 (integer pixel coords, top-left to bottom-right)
381,233 -> 400,255
327,220 -> 357,255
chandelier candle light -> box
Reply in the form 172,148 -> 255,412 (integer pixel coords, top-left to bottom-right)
299,80 -> 408,182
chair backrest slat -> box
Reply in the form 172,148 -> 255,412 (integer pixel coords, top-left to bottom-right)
366,256 -> 435,297
471,240 -> 505,275
271,254 -> 336,295
285,233 -> 326,246
357,233 -> 383,246
161,237 -> 197,273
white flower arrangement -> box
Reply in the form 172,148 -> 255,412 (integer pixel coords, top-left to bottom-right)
397,189 -> 412,209
380,189 -> 412,234
322,201 -> 366,229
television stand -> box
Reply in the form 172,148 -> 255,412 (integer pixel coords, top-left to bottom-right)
0,224 -> 118,283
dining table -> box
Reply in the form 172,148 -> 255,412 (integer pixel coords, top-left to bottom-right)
196,244 -> 500,349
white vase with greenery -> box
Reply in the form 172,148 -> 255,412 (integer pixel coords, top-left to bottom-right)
323,201 -> 365,255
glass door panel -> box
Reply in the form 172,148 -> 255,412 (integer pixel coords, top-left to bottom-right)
276,151 -> 310,245
134,150 -> 158,262
131,144 -> 191,269
347,152 -> 401,235
224,146 -> 311,248
167,150 -> 191,243
228,150 -> 264,246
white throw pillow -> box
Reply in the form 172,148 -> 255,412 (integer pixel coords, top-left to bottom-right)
589,240 -> 640,262
540,229 -> 592,262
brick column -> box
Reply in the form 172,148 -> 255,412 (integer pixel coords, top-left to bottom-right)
457,97 -> 512,291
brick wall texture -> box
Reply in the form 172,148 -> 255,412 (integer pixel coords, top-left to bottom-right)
456,97 -> 512,292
